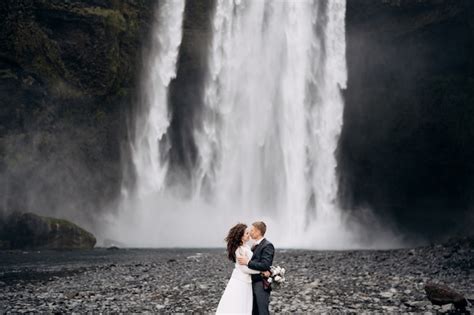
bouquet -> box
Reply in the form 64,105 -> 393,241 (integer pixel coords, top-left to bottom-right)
264,265 -> 286,289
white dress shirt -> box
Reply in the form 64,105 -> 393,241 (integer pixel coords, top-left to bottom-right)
253,237 -> 264,247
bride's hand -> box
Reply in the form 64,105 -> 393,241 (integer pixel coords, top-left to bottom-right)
261,271 -> 271,278
237,256 -> 249,265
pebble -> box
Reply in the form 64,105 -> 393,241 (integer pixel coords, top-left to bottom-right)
0,241 -> 472,313
440,303 -> 453,313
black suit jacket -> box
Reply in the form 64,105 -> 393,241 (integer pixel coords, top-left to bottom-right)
248,238 -> 275,283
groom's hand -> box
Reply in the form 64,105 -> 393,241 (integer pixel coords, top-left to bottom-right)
237,256 -> 249,265
262,271 -> 271,278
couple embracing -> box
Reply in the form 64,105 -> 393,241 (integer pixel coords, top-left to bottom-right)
216,221 -> 275,315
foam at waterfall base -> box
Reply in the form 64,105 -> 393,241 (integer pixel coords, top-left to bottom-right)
103,193 -> 404,249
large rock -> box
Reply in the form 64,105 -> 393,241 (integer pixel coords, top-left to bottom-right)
424,282 -> 468,310
0,212 -> 96,250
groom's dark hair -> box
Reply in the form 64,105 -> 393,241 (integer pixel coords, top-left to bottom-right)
252,221 -> 267,236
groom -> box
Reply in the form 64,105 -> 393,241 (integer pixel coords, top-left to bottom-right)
237,221 -> 274,315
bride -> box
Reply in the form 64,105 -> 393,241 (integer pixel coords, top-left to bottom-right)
216,223 -> 260,314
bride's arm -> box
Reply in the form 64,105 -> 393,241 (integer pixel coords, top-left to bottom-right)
247,243 -> 274,271
237,263 -> 261,274
236,247 -> 260,274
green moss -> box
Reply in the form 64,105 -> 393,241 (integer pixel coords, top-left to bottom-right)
13,22 -> 67,82
32,55 -> 59,81
12,213 -> 98,249
73,7 -> 126,33
50,80 -> 84,99
43,217 -> 74,227
116,87 -> 130,97
95,110 -> 107,122
42,215 -> 96,241
0,69 -> 18,80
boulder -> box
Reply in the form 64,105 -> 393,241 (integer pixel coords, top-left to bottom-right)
424,282 -> 468,310
0,212 -> 96,250
102,238 -> 126,248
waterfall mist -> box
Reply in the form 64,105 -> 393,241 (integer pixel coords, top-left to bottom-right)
105,0 -> 402,249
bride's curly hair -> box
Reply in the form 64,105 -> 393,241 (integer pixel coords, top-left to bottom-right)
225,223 -> 247,262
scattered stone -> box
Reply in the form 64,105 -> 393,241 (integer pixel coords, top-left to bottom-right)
380,291 -> 394,298
0,240 -> 472,313
440,303 -> 453,313
404,300 -> 430,308
186,253 -> 203,260
425,282 -> 468,310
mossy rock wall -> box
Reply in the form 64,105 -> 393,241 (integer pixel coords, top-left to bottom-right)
0,212 -> 96,249
0,0 -> 155,223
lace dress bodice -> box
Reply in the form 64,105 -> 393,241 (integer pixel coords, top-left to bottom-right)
231,245 -> 260,283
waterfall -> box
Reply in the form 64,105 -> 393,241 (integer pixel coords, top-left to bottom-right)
131,0 -> 185,196
110,0 -> 368,248
194,0 -> 350,246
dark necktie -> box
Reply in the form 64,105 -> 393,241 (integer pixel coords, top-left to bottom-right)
251,243 -> 258,252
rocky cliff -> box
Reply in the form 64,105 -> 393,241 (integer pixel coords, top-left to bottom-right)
0,0 -> 154,225
340,0 -> 474,239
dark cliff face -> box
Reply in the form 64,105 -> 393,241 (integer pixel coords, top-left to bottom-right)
0,0 -> 154,224
340,0 -> 474,240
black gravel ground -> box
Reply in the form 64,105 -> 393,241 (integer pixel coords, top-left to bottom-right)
0,241 -> 472,313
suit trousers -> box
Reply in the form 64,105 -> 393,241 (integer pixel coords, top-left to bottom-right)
252,281 -> 270,315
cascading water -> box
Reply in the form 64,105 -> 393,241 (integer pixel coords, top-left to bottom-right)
107,0 -> 393,248
131,0 -> 185,196
194,0 -> 351,247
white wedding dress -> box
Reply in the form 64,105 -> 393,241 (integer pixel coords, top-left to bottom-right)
216,244 -> 260,314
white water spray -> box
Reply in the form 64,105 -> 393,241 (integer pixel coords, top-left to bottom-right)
106,0 -> 399,248
193,0 -> 352,247
131,0 -> 185,195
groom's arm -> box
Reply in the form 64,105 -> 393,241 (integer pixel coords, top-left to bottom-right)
247,243 -> 274,271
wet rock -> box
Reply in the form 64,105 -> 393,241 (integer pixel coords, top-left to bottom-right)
0,212 -> 96,250
440,303 -> 454,313
102,239 -> 126,248
380,291 -> 394,298
425,282 -> 468,310
404,300 -> 430,308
